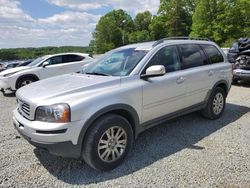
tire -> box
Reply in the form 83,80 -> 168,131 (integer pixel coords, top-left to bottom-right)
82,114 -> 134,171
202,87 -> 226,120
232,78 -> 239,85
17,77 -> 36,89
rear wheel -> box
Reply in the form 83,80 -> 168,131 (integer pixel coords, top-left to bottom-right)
202,87 -> 226,120
17,77 -> 36,89
82,114 -> 133,171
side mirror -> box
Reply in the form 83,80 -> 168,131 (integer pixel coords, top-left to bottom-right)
42,61 -> 49,68
141,65 -> 166,78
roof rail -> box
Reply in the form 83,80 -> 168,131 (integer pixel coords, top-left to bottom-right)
152,37 -> 211,47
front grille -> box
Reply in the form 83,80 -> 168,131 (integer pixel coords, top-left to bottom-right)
17,99 -> 31,119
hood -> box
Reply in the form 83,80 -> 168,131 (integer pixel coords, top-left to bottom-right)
0,66 -> 31,76
16,73 -> 121,104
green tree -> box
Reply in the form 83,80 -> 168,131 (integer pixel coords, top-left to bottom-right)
191,0 -> 250,46
149,15 -> 168,40
128,11 -> 152,43
134,11 -> 152,31
129,30 -> 151,43
158,0 -> 193,36
92,9 -> 134,53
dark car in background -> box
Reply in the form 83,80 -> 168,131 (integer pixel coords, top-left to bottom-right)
227,38 -> 250,83
16,60 -> 33,67
0,60 -> 33,72
0,62 -> 19,72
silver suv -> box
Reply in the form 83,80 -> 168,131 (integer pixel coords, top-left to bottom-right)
13,38 -> 233,171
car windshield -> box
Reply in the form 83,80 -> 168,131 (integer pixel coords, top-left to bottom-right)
28,56 -> 47,67
83,48 -> 148,76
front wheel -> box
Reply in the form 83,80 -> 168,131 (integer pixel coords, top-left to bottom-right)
17,77 -> 36,89
82,114 -> 133,171
202,87 -> 226,120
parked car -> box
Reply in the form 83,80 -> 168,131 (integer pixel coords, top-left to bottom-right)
16,60 -> 33,67
227,38 -> 250,83
0,62 -> 20,72
0,53 -> 93,92
13,37 -> 232,171
0,63 -> 5,71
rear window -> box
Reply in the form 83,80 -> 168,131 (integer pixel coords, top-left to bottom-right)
201,45 -> 224,64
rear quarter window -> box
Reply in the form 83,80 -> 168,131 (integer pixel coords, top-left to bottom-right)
62,55 -> 85,63
201,45 -> 224,64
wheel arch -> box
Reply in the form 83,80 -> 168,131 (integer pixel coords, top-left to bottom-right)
205,80 -> 229,103
77,104 -> 140,149
213,80 -> 229,96
15,74 -> 39,89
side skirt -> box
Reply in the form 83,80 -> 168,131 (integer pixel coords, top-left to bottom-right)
138,102 -> 206,134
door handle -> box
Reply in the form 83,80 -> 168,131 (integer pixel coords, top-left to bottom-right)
208,70 -> 214,76
176,77 -> 185,84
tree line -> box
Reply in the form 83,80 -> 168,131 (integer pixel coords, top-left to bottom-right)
91,0 -> 250,53
1,0 -> 249,60
0,46 -> 91,61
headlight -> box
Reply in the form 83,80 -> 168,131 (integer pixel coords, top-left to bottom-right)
35,104 -> 70,123
3,72 -> 18,77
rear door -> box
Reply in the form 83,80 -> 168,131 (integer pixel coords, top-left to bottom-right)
59,55 -> 86,74
177,44 -> 211,108
200,44 -> 229,86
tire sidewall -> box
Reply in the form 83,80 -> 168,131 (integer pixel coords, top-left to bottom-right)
208,87 -> 226,119
17,77 -> 35,89
82,114 -> 133,171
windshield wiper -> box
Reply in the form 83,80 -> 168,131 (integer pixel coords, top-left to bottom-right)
85,72 -> 110,76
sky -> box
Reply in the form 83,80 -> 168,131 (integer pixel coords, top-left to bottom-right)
0,0 -> 160,49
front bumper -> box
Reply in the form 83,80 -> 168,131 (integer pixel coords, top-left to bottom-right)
13,108 -> 85,158
0,77 -> 11,90
233,69 -> 250,81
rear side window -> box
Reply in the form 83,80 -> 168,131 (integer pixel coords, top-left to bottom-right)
201,45 -> 224,64
178,44 -> 205,69
62,55 -> 85,63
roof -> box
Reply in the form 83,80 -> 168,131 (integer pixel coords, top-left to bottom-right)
115,37 -> 216,52
45,52 -> 90,58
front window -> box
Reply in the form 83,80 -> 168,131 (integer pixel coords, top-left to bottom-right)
28,56 -> 47,67
83,48 -> 148,76
143,45 -> 181,74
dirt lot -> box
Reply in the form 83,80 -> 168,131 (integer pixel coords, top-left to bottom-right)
0,84 -> 249,187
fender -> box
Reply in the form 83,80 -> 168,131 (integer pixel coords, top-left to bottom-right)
204,80 -> 229,103
15,74 -> 39,89
77,103 -> 140,147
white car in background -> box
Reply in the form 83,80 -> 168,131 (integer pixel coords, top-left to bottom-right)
0,53 -> 94,92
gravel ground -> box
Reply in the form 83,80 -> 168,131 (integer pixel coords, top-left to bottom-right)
0,84 -> 250,187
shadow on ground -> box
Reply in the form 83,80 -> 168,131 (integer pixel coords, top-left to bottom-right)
233,81 -> 250,88
34,103 -> 249,185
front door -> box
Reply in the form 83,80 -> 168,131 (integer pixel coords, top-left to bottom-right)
38,55 -> 65,79
141,45 -> 186,123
